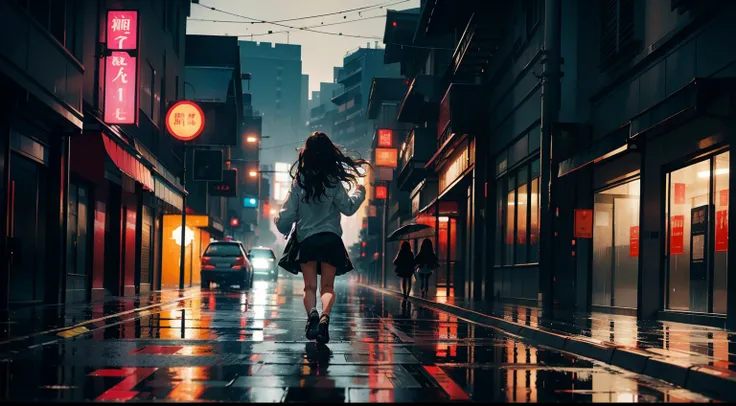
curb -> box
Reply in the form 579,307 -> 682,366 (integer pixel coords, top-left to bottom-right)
361,284 -> 735,402
0,291 -> 200,351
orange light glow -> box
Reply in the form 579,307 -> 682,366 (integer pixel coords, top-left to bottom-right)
246,136 -> 258,143
248,170 -> 258,178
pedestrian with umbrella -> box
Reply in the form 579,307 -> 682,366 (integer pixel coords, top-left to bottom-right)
414,238 -> 440,298
393,241 -> 416,299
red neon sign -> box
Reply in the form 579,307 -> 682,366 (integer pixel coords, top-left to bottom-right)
377,129 -> 393,147
104,10 -> 139,125
375,148 -> 398,168
375,185 -> 388,199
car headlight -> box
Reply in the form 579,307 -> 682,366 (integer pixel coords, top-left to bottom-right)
252,258 -> 270,269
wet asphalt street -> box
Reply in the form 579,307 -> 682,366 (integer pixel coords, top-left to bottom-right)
0,275 -> 715,403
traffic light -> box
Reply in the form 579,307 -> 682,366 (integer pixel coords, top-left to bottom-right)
243,197 -> 258,208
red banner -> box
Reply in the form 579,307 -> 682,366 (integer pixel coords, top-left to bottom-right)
574,209 -> 593,239
716,210 -> 728,252
674,183 -> 686,205
377,129 -> 393,147
630,226 -> 639,257
670,215 -> 685,255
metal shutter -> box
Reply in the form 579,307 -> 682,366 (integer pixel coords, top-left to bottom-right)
141,206 -> 153,286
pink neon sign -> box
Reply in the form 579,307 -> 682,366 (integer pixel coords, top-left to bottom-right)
104,10 -> 139,125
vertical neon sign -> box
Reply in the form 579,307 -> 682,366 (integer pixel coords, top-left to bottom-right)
104,10 -> 139,125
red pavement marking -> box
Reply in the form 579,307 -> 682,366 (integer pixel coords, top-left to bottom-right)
96,390 -> 138,402
422,365 -> 471,401
89,368 -> 138,377
131,346 -> 184,355
93,368 -> 158,402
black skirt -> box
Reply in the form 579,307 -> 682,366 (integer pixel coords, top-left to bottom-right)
281,232 -> 354,276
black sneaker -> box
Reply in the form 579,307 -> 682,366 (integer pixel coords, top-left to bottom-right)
316,314 -> 330,344
305,310 -> 320,340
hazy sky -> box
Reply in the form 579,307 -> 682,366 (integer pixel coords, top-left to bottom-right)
187,0 -> 420,96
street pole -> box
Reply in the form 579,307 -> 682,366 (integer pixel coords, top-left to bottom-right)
179,143 -> 187,290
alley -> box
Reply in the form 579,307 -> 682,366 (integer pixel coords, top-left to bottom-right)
0,277 -> 713,403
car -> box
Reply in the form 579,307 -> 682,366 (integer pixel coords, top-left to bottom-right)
200,241 -> 253,290
248,246 -> 279,281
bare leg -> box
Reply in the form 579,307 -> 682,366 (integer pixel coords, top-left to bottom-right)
401,278 -> 408,296
300,261 -> 318,316
319,263 -> 337,315
407,277 -> 413,296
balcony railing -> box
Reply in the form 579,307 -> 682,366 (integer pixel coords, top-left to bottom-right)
332,83 -> 361,101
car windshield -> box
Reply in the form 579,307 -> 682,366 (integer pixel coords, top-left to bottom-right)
250,249 -> 275,259
204,243 -> 242,257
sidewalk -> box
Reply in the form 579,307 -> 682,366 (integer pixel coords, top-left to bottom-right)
362,283 -> 736,402
0,288 -> 200,355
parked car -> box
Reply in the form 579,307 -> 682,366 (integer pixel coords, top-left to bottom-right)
200,241 -> 253,290
248,246 -> 278,281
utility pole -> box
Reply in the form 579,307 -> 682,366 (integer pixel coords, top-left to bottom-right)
539,0 -> 562,311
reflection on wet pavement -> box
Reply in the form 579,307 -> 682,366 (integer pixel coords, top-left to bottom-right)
0,278 -> 716,402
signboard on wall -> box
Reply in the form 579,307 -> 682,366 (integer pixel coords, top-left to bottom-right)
674,183 -> 686,205
104,10 -> 139,125
574,209 -> 593,239
670,214 -> 685,255
375,148 -> 398,168
716,210 -> 728,252
208,169 -> 237,197
720,189 -> 729,207
630,226 -> 639,257
377,129 -> 393,147
375,185 -> 388,199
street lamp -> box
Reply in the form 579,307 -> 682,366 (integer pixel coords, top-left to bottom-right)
246,135 -> 258,143
248,170 -> 258,178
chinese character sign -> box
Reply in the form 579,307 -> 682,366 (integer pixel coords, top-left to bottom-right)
375,185 -> 388,199
375,148 -> 398,168
103,10 -> 139,125
377,129 -> 393,148
166,101 -> 206,141
104,51 -> 137,124
670,215 -> 685,255
106,11 -> 138,50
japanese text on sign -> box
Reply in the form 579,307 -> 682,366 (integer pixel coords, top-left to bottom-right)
716,210 -> 728,252
103,11 -> 139,125
630,226 -> 639,257
670,215 -> 685,255
104,51 -> 137,124
377,129 -> 393,147
106,11 -> 138,50
166,101 -> 206,141
375,148 -> 398,168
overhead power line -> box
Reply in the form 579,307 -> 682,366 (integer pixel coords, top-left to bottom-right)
195,0 -> 410,24
197,2 -> 385,40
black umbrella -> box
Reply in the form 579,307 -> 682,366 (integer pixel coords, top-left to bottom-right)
386,223 -> 435,242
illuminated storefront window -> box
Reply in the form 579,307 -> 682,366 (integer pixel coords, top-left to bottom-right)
495,160 -> 540,266
665,151 -> 729,314
592,179 -> 640,308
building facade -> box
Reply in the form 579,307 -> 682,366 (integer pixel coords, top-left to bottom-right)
377,0 -> 736,329
330,47 -> 401,159
0,0 -> 191,309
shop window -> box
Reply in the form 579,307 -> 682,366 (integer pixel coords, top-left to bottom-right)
665,152 -> 729,314
592,179 -> 640,308
496,160 -> 540,266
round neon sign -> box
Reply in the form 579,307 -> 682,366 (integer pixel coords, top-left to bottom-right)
166,100 -> 205,141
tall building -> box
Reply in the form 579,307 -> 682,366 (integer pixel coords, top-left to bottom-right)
238,41 -> 304,167
309,80 -> 343,135
331,47 -> 401,159
0,0 -> 190,307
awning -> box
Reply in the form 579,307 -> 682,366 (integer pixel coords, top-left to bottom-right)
102,134 -> 155,191
134,139 -> 186,211
70,132 -> 154,191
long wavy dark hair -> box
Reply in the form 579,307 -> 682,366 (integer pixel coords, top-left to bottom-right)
415,238 -> 439,268
290,132 -> 369,203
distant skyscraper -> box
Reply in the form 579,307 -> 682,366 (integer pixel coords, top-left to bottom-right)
238,41 -> 304,167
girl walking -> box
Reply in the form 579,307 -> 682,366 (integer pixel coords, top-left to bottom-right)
393,241 -> 416,299
414,238 -> 440,298
275,132 -> 367,344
